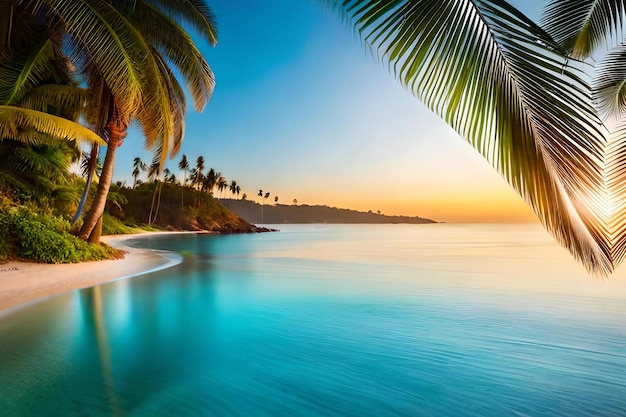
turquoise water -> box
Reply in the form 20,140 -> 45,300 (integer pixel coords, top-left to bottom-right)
1,224 -> 625,416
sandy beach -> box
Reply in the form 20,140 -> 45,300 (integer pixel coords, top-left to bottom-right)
0,232 -> 187,312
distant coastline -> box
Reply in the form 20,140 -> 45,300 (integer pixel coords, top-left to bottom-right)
220,199 -> 436,225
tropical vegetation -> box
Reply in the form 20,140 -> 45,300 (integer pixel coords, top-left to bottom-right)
0,0 -> 222,262
1,0 -> 218,245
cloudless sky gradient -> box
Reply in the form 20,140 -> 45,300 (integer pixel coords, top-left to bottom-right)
114,0 -> 547,223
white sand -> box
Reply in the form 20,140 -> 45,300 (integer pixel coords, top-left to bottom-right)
0,232 -> 190,312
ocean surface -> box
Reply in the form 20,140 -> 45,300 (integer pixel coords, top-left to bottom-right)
0,224 -> 625,416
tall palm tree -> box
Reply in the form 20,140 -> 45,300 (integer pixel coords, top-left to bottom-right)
229,180 -> 238,198
132,157 -> 147,188
217,175 -> 227,197
193,156 -> 205,190
321,0 -> 619,274
147,161 -> 160,183
178,154 -> 190,187
258,189 -> 264,223
35,0 -> 218,242
148,159 -> 162,224
203,167 -> 217,193
178,153 -> 189,208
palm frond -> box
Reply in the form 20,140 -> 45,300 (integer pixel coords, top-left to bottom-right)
0,38 -> 61,104
541,0 -> 626,59
18,84 -> 91,120
9,144 -> 71,183
322,0 -> 613,273
47,0 -> 146,118
132,1 -> 214,111
145,0 -> 218,46
0,105 -> 104,144
134,45 -> 175,167
594,43 -> 626,118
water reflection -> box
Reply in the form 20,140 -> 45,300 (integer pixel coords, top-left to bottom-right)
79,287 -> 119,415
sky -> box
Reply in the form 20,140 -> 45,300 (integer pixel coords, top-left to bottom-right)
113,0 -> 547,223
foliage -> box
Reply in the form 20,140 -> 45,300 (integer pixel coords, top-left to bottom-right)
101,213 -> 160,235
0,206 -> 115,264
118,182 -> 252,232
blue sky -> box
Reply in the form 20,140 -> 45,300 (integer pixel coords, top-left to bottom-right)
115,0 -> 545,222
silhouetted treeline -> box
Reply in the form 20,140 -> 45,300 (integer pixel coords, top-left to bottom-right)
220,199 -> 436,224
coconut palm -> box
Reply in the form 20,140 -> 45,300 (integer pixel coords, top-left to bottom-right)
217,175 -> 228,197
132,157 -> 147,188
229,180 -> 238,198
258,189 -> 264,223
321,0 -> 622,274
274,196 -> 278,205
148,159 -> 162,224
177,154 -> 189,207
192,156 -> 205,190
203,168 -> 217,193
147,161 -> 160,183
28,0 -> 219,242
178,154 -> 190,186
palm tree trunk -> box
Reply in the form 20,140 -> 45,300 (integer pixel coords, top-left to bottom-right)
181,171 -> 186,209
88,214 -> 103,244
79,115 -> 126,241
73,143 -> 99,224
149,181 -> 162,224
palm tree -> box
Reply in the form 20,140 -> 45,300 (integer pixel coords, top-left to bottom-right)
217,175 -> 227,197
43,0 -> 218,242
242,193 -> 247,200
292,199 -> 297,205
258,189 -> 264,223
274,196 -> 279,205
229,180 -> 238,198
322,0 -> 618,274
264,192 -> 270,209
132,157 -> 147,188
178,154 -> 190,186
193,156 -> 205,190
148,159 -> 162,224
147,161 -> 160,183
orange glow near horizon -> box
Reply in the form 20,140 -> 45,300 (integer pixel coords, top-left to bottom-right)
283,187 -> 538,224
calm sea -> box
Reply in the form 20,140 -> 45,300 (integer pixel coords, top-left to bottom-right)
1,224 -> 625,416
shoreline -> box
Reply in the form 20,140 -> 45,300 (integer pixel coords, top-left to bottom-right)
0,231 -> 192,313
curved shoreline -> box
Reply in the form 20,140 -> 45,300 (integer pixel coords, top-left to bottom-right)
0,231 -> 191,314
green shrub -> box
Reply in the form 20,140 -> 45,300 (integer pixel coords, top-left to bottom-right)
102,213 -> 133,235
0,207 -> 114,263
